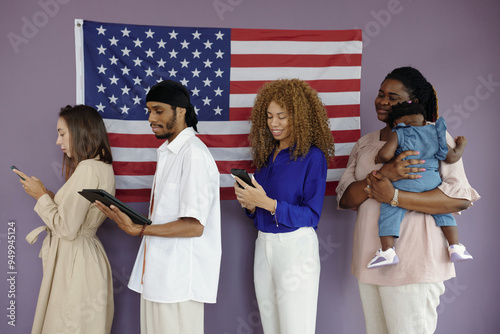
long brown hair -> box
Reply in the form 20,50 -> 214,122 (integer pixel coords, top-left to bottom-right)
249,79 -> 335,169
59,105 -> 113,180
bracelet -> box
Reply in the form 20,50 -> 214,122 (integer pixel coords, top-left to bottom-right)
139,224 -> 147,237
270,199 -> 277,216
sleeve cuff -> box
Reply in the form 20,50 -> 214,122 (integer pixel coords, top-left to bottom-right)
438,182 -> 481,203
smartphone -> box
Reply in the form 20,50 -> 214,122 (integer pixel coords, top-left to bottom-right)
11,165 -> 25,181
230,168 -> 254,188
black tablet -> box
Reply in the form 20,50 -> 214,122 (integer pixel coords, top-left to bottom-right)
79,189 -> 152,225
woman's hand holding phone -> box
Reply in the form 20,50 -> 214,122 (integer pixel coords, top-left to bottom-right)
11,166 -> 52,200
230,168 -> 254,189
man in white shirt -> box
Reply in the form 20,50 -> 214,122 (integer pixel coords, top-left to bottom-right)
96,80 -> 221,334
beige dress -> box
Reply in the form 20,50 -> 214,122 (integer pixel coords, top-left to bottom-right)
26,158 -> 115,334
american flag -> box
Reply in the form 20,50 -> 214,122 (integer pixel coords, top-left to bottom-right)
75,19 -> 362,202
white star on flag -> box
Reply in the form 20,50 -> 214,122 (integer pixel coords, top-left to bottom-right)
121,27 -> 130,37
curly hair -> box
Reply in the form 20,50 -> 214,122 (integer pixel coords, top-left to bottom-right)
386,102 -> 426,128
384,66 -> 439,122
249,79 -> 335,170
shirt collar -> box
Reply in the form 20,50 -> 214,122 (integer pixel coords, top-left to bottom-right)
158,127 -> 195,154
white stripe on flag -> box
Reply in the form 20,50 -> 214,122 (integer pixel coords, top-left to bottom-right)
334,143 -> 355,157
112,143 -> 354,164
327,168 -> 346,181
104,118 -> 359,136
231,41 -> 363,55
111,147 -> 157,162
329,117 -> 360,131
230,66 -> 361,81
230,91 -> 360,108
116,175 -> 154,189
118,170 -> 348,189
104,119 -> 151,134
208,147 -> 253,161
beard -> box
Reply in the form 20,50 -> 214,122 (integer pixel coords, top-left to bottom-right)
155,128 -> 173,140
153,109 -> 177,140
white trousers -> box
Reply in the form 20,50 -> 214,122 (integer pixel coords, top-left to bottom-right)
358,281 -> 445,334
254,227 -> 320,334
140,296 -> 204,334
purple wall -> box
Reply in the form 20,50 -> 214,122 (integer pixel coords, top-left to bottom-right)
1,0 -> 499,333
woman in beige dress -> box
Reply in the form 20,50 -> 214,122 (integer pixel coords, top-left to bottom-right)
14,105 -> 115,334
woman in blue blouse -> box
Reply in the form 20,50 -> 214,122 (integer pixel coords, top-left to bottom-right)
234,79 -> 335,334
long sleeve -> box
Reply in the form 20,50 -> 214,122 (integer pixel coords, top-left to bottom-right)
34,162 -> 102,240
336,131 -> 381,210
336,139 -> 361,209
274,152 -> 326,228
253,146 -> 327,233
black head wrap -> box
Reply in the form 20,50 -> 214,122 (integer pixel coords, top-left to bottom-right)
146,80 -> 198,132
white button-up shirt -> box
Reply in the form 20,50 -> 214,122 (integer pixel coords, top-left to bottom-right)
128,127 -> 221,303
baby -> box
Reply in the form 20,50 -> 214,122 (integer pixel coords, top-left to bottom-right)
368,101 -> 472,269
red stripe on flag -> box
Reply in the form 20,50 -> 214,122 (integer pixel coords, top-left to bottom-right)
113,161 -> 157,175
330,156 -> 349,169
215,155 -> 349,174
325,181 -> 339,197
217,161 -> 255,174
198,130 -> 358,148
221,180 -> 339,201
309,80 -> 360,93
217,157 -> 349,174
230,81 -> 270,94
111,157 -> 349,177
231,29 -> 362,42
229,107 -> 252,121
231,54 -> 362,68
109,133 -> 160,148
333,130 -> 360,143
119,184 -> 339,202
116,188 -> 152,203
112,160 -> 259,177
220,187 -> 237,201
216,157 -> 349,174
325,105 -> 360,118
230,79 -> 360,94
230,105 -> 360,121
196,134 -> 250,148
111,129 -> 360,153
